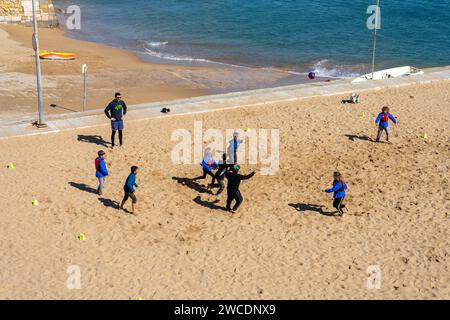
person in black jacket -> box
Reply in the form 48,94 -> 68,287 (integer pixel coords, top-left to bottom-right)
214,153 -> 233,197
225,165 -> 255,213
104,92 -> 127,148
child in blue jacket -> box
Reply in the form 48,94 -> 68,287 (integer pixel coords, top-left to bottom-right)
227,132 -> 243,164
120,166 -> 139,214
324,171 -> 348,216
95,150 -> 109,195
193,148 -> 218,188
375,106 -> 397,142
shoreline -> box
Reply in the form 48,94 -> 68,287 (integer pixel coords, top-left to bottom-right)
0,24 -> 331,124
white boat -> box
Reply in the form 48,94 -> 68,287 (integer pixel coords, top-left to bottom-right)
352,66 -> 424,83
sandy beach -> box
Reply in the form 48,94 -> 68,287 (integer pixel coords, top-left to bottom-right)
0,74 -> 449,299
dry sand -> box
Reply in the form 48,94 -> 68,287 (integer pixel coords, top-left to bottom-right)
0,79 -> 448,299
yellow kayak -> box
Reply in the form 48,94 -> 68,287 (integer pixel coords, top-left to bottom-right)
39,51 -> 77,60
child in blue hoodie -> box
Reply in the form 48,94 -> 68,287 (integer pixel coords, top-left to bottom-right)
95,150 -> 109,195
193,148 -> 218,188
375,106 -> 397,142
227,132 -> 243,164
324,171 -> 348,216
120,166 -> 139,214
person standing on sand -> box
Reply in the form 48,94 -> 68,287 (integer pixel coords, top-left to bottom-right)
120,166 -> 139,214
375,106 -> 397,143
95,150 -> 108,195
227,132 -> 243,164
214,153 -> 233,197
324,171 -> 348,216
104,92 -> 127,149
225,165 -> 255,213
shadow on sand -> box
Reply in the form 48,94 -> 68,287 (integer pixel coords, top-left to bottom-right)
50,103 -> 78,113
77,135 -> 110,148
68,182 -> 98,194
288,203 -> 336,217
345,134 -> 373,142
193,196 -> 226,211
98,197 -> 120,210
172,177 -> 213,194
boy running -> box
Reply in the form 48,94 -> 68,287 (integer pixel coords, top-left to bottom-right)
120,166 -> 139,214
95,150 -> 108,195
104,92 -> 127,148
193,148 -> 217,188
225,165 -> 255,213
324,171 -> 348,216
375,106 -> 397,143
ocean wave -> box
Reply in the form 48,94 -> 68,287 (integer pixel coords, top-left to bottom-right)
141,42 -> 253,69
310,60 -> 361,78
145,41 -> 169,47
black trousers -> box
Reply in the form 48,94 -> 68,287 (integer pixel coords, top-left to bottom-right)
216,179 -> 226,195
122,191 -> 137,204
111,130 -> 123,147
194,168 -> 215,184
226,190 -> 243,211
333,197 -> 345,215
376,126 -> 389,142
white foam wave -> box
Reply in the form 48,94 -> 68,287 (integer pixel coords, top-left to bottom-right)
311,60 -> 360,78
145,41 -> 169,47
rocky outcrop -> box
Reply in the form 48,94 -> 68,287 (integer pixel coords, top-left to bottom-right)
0,0 -> 58,27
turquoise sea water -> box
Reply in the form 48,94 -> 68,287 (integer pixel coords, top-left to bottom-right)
55,0 -> 449,77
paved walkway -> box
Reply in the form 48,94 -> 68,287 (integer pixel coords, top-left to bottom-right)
1,67 -> 449,140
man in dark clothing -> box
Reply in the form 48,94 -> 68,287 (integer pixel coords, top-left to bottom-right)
214,153 -> 233,197
225,165 -> 255,213
104,92 -> 127,148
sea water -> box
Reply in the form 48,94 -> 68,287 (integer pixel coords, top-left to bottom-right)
55,0 -> 450,77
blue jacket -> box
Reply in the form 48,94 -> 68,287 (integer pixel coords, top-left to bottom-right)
228,139 -> 242,152
201,154 -> 217,172
95,157 -> 108,178
325,180 -> 348,199
375,112 -> 397,129
124,173 -> 138,193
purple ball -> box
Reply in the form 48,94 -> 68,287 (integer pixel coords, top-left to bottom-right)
308,71 -> 316,80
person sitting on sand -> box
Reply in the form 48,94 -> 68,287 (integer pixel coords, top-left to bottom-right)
214,153 -> 233,197
227,132 -> 243,164
375,106 -> 397,143
104,92 -> 127,149
324,171 -> 348,216
193,148 -> 217,188
120,166 -> 139,214
95,150 -> 108,196
341,93 -> 360,104
225,165 -> 255,213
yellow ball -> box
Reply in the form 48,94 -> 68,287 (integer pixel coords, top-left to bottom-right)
78,233 -> 86,241
32,200 -> 39,206
244,128 -> 251,132
6,163 -> 14,169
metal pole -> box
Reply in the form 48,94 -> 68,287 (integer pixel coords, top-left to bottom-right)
371,0 -> 380,80
82,64 -> 87,112
32,0 -> 45,126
